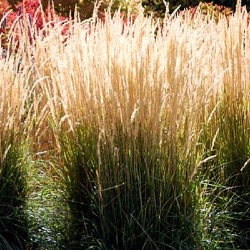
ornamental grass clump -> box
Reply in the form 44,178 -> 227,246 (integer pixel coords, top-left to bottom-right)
29,7 -> 247,248
0,42 -> 32,249
0,9 -> 70,247
31,9 -> 205,248
193,4 -> 250,247
213,7 -> 250,247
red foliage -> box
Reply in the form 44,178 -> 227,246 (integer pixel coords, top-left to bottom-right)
0,0 -> 12,18
0,0 -> 69,56
3,0 -> 68,30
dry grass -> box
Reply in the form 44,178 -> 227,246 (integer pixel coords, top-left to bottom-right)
0,46 -> 31,248
1,2 -> 250,248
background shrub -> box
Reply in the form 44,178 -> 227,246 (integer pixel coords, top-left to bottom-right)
142,0 -> 250,17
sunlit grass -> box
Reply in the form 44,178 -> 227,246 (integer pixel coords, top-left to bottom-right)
0,2 -> 250,248
0,50 -> 31,248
